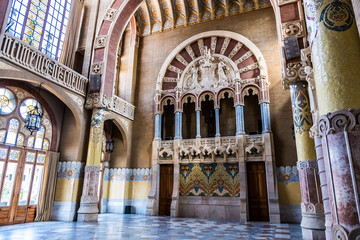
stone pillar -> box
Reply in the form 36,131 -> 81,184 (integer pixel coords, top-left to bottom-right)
174,112 -> 182,139
235,105 -> 245,135
215,108 -> 220,137
260,103 -> 271,133
303,0 -> 360,237
289,82 -> 325,239
154,114 -> 162,140
196,110 -> 201,138
77,108 -> 105,222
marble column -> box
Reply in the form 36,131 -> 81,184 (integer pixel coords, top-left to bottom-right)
235,105 -> 245,135
303,0 -> 360,237
260,103 -> 271,133
196,110 -> 201,138
77,108 -> 105,222
215,108 -> 220,137
290,82 -> 325,239
154,114 -> 162,140
174,112 -> 182,140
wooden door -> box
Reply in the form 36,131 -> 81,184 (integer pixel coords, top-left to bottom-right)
0,145 -> 46,225
159,164 -> 173,216
247,162 -> 269,221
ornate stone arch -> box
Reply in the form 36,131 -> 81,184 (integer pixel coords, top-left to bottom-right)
217,88 -> 235,107
240,84 -> 261,105
181,94 -> 197,108
198,91 -> 216,108
160,95 -> 175,114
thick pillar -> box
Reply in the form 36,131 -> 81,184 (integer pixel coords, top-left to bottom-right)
290,82 -> 325,239
215,108 -> 220,137
235,105 -> 245,135
154,114 -> 162,140
174,112 -> 182,139
196,110 -> 201,138
260,103 -> 271,133
77,108 -> 105,222
303,0 -> 360,237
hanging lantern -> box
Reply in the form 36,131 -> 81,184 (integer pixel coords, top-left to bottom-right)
25,105 -> 42,135
105,139 -> 114,153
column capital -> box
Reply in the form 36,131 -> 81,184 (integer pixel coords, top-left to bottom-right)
281,62 -> 307,90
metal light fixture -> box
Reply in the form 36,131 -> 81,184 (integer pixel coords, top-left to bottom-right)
105,139 -> 114,153
25,104 -> 42,135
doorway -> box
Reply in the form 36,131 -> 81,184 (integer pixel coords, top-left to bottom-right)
159,164 -> 173,216
0,146 -> 46,224
247,162 -> 269,221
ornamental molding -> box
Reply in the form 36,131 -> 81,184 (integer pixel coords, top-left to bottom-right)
297,160 -> 318,170
277,165 -> 299,184
278,0 -> 298,6
84,165 -> 101,172
318,108 -> 360,137
104,8 -> 118,21
281,20 -> 304,39
94,36 -> 107,49
281,62 -> 306,89
85,93 -> 101,109
104,168 -> 151,181
301,202 -> 324,214
80,196 -> 98,203
57,161 -> 85,179
332,225 -> 349,240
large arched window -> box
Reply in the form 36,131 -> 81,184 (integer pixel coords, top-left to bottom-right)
7,0 -> 73,60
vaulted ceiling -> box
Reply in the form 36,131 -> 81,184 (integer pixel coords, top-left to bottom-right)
135,0 -> 272,36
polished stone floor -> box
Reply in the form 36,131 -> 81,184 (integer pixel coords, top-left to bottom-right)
0,214 -> 302,240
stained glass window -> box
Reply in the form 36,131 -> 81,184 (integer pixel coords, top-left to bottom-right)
0,88 -> 16,115
27,136 -> 35,148
9,150 -> 20,161
17,134 -> 24,146
19,99 -> 42,120
5,119 -> 19,145
7,0 -> 73,60
34,126 -> 44,149
26,152 -> 36,162
0,148 -> 8,159
37,154 -> 46,163
42,139 -> 49,150
0,130 -> 6,143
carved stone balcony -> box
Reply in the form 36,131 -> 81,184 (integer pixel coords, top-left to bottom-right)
0,33 -> 88,97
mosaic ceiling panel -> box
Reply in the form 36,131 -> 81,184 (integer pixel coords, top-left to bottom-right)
135,0 -> 272,36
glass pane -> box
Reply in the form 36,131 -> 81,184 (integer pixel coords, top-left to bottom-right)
0,162 -> 4,186
37,154 -> 46,164
26,152 -> 36,162
16,134 -> 24,146
18,164 -> 33,205
29,165 -> 44,205
27,136 -> 34,148
0,88 -> 16,115
42,139 -> 49,150
19,99 -> 42,120
5,119 -> 19,145
0,162 -> 17,206
9,150 -> 20,161
34,126 -> 44,149
0,130 -> 6,143
0,148 -> 8,159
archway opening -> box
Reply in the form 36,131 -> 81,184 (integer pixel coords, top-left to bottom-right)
219,92 -> 236,136
244,89 -> 262,134
182,97 -> 196,139
162,100 -> 175,140
200,95 -> 215,138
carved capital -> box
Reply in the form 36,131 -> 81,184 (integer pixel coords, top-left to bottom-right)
297,160 -> 318,170
281,62 -> 306,89
318,108 -> 360,137
85,93 -> 101,109
281,20 -> 304,39
301,202 -> 324,214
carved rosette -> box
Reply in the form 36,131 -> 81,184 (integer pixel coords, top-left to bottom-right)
94,36 -> 107,49
104,8 -> 117,21
85,93 -> 101,109
318,109 -> 360,137
297,160 -> 318,170
281,20 -> 304,39
91,62 -> 103,74
301,202 -> 324,214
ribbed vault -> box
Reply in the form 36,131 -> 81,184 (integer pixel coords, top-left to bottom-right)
135,0 -> 272,36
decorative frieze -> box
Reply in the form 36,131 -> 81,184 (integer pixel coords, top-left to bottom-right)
57,161 -> 85,179
277,166 -> 299,184
281,20 -> 304,38
238,62 -> 259,73
220,37 -> 231,55
103,168 -> 151,182
228,42 -> 243,59
102,94 -> 135,120
278,0 -> 298,5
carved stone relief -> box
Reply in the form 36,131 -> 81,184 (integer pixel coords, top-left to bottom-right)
281,20 -> 304,38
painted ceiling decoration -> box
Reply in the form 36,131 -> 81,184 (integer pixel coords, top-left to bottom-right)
135,0 -> 272,36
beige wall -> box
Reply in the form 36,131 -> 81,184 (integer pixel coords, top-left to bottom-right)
131,7 -> 297,168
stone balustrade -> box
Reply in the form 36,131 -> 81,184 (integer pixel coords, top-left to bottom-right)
0,34 -> 88,97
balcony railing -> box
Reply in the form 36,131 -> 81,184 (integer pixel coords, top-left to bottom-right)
0,34 -> 88,97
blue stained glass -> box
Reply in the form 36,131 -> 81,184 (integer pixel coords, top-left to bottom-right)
37,154 -> 45,163
0,148 -> 8,159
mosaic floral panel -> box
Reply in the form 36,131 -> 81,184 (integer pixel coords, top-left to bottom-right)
276,166 -> 299,185
0,130 -> 6,143
103,168 -> 151,182
57,161 -> 84,180
179,163 -> 240,197
42,139 -> 49,150
16,134 -> 24,146
37,154 -> 46,164
26,152 -> 36,162
9,150 -> 20,160
0,148 -> 8,159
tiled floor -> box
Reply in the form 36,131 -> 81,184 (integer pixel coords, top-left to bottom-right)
0,214 -> 302,240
